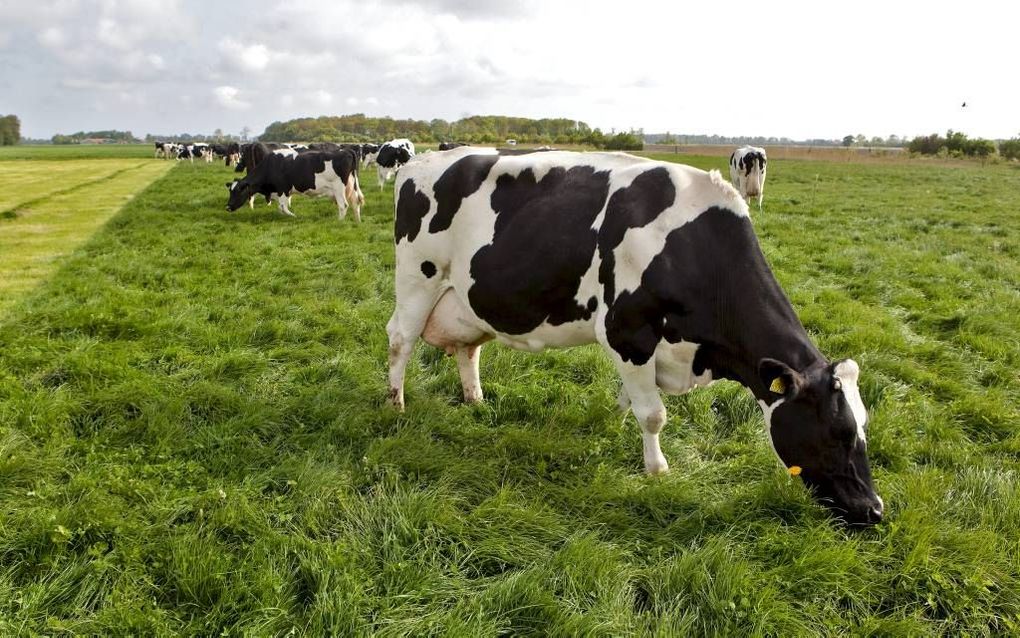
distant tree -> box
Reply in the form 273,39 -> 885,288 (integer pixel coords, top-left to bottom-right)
213,128 -> 224,140
854,134 -> 867,145
0,114 -> 22,145
603,131 -> 643,151
999,138 -> 1020,160
240,126 -> 251,142
842,135 -> 855,147
659,131 -> 677,144
888,134 -> 900,146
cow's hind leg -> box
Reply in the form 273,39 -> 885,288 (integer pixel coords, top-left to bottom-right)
387,284 -> 442,411
455,345 -> 483,404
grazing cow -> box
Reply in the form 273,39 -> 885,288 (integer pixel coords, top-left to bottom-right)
212,142 -> 241,167
387,148 -> 883,526
225,149 -> 364,221
375,138 -> 415,189
175,144 -> 196,162
438,142 -> 464,151
360,143 -> 381,168
154,141 -> 166,159
729,146 -> 767,211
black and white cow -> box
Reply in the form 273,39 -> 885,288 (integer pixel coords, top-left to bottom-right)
360,143 -> 381,168
729,146 -> 767,211
438,142 -> 464,151
212,142 -> 241,167
225,149 -> 364,221
388,148 -> 883,526
374,138 -> 415,189
154,141 -> 167,159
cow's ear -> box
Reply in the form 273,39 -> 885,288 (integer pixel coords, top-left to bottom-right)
758,358 -> 804,400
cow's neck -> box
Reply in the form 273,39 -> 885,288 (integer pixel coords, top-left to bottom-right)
683,218 -> 826,402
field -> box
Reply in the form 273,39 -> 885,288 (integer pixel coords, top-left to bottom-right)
1,147 -> 1019,635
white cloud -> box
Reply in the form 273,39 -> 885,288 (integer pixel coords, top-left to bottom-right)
218,39 -> 271,73
38,27 -> 66,48
214,85 -> 251,110
313,90 -> 333,106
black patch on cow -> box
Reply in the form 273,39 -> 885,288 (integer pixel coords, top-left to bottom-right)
377,144 -> 412,168
597,167 -> 675,305
421,261 -> 437,278
429,154 -> 499,234
395,180 -> 430,243
605,208 -> 819,377
467,165 -> 611,334
586,296 -> 597,312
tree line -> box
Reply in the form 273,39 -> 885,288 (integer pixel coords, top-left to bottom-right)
51,130 -> 139,144
259,114 -> 643,149
0,114 -> 20,145
906,130 -> 1017,159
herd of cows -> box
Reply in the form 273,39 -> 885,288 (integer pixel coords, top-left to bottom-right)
153,137 -> 882,526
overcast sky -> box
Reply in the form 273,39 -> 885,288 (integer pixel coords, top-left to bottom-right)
1,0 -> 1016,140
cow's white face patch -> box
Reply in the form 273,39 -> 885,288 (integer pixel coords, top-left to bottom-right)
758,398 -> 785,465
834,359 -> 867,442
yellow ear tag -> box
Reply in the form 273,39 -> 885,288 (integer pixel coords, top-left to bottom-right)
770,377 -> 786,394
788,465 -> 802,477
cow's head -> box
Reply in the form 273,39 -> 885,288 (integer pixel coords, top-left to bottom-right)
225,179 -> 253,211
759,358 -> 883,526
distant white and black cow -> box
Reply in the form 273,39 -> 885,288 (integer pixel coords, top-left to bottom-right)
388,148 -> 883,526
154,141 -> 167,159
360,143 -> 381,168
374,138 -> 415,189
729,146 -> 767,211
225,149 -> 364,221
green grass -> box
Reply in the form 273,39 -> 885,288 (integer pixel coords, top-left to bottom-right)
1,151 -> 1019,635
0,159 -> 173,313
0,144 -> 156,160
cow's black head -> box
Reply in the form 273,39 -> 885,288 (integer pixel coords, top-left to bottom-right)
225,179 -> 253,211
759,358 -> 883,526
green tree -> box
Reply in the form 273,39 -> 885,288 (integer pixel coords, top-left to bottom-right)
0,114 -> 21,145
842,135 -> 854,147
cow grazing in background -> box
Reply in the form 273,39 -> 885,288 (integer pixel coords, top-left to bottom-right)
374,138 -> 415,189
212,142 -> 241,167
225,149 -> 364,221
360,143 -> 381,168
729,146 -> 767,211
154,141 -> 167,159
387,148 -> 883,526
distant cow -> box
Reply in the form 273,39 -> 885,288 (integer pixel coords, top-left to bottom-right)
225,149 -> 365,221
360,143 -> 381,168
729,146 -> 767,211
374,138 -> 415,189
388,148 -> 883,526
438,142 -> 464,151
154,141 -> 167,159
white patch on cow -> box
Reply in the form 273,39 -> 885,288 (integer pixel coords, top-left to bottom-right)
834,359 -> 867,443
653,340 -> 713,394
758,398 -> 786,465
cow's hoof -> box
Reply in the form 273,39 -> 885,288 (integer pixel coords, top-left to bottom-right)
388,388 -> 405,412
644,458 -> 670,476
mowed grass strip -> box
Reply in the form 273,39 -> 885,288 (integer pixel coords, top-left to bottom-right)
0,153 -> 1019,635
0,160 -> 173,313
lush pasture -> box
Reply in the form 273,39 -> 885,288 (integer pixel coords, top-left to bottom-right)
0,151 -> 1018,635
0,144 -> 154,161
0,159 -> 173,314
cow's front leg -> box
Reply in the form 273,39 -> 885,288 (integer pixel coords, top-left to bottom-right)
615,359 -> 669,475
616,384 -> 631,414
